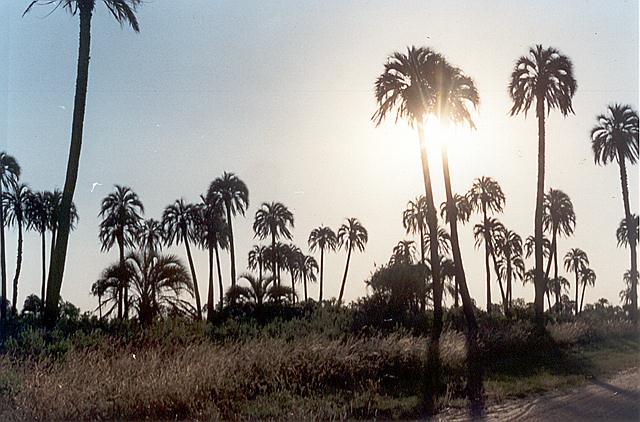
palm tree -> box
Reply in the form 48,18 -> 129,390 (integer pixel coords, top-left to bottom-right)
207,173 -> 249,288
226,273 -> 293,306
439,193 -> 471,308
473,216 -> 506,310
509,45 -> 577,327
390,240 -> 416,265
162,199 -> 202,320
542,189 -> 576,283
617,214 -> 639,248
137,218 -> 164,256
0,152 -> 20,323
402,196 -> 428,263
24,0 -> 143,327
524,235 -> 552,260
300,255 -> 318,302
337,218 -> 368,304
91,263 -> 122,320
99,185 -> 144,319
469,177 -> 506,313
253,202 -> 294,285
308,225 -> 337,302
579,267 -> 596,313
3,182 -> 31,313
621,270 -> 637,308
564,248 -> 589,316
591,105 -> 639,319
423,224 -> 451,258
195,195 -> 229,318
248,245 -> 268,281
547,276 -> 570,309
495,228 -> 525,314
24,191 -> 50,305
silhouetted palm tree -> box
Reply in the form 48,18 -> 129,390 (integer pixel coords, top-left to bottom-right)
3,182 -> 30,313
524,235 -> 552,261
162,199 -> 201,319
579,267 -> 596,313
0,152 -> 20,323
253,202 -> 294,286
195,195 -> 229,318
621,270 -> 637,308
617,214 -> 639,248
24,191 -> 50,304
509,45 -> 577,327
46,189 -> 79,269
402,196 -> 428,263
301,255 -> 318,302
91,263 -> 122,320
547,276 -> 570,309
308,225 -> 337,302
439,193 -> 471,308
495,228 -> 524,313
24,0 -> 143,327
390,240 -> 416,265
208,173 -> 249,288
99,185 -> 144,319
542,188 -> 575,310
469,177 -> 505,314
591,104 -> 639,320
248,245 -> 268,282
337,218 -> 368,304
564,248 -> 589,316
226,273 -> 293,305
137,218 -> 164,256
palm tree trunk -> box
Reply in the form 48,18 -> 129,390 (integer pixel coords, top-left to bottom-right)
580,281 -> 587,313
533,95 -> 546,329
337,245 -> 352,304
319,248 -> 324,302
554,243 -> 560,309
49,227 -> 57,275
482,205 -> 492,314
184,235 -> 202,320
417,122 -> 443,412
574,270 -> 579,316
441,143 -> 483,414
271,232 -> 277,285
206,245 -> 214,322
214,243 -> 224,309
11,220 -> 23,313
119,238 -> 127,319
618,154 -> 638,322
290,272 -> 296,303
544,229 -> 557,281
507,258 -> 513,315
40,231 -> 46,305
44,6 -> 93,328
0,182 -> 6,323
490,250 -> 507,314
303,274 -> 308,302
225,203 -> 237,287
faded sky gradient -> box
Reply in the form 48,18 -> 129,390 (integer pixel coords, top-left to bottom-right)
1,0 -> 638,313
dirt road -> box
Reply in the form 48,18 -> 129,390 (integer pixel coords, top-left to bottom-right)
440,368 -> 640,421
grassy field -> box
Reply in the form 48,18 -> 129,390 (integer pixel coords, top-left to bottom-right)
0,316 -> 637,420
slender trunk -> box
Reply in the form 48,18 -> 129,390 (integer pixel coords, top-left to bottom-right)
618,154 -> 638,321
184,235 -> 202,319
44,7 -> 93,327
206,245 -> 214,322
303,273 -> 308,302
441,143 -> 483,414
0,182 -> 6,323
533,95 -> 546,328
454,277 -> 459,308
214,243 -> 224,309
482,205 -> 492,314
258,260 -> 262,282
319,248 -> 324,302
337,245 -> 352,304
507,257 -> 513,314
11,220 -> 23,313
49,227 -> 57,275
543,228 -> 557,282
225,203 -> 236,287
40,231 -> 46,305
574,269 -> 579,316
554,242 -> 560,309
417,122 -> 444,413
580,281 -> 587,313
271,232 -> 277,285
119,238 -> 128,319
490,249 -> 507,313
290,271 -> 296,303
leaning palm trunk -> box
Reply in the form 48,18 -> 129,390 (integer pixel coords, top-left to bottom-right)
580,281 -> 588,313
490,251 -> 507,313
11,220 -> 24,313
441,144 -> 483,414
618,152 -> 638,321
533,95 -> 547,328
337,245 -> 352,304
183,234 -> 201,319
45,6 -> 92,327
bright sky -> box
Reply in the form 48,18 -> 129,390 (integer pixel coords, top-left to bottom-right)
1,0 -> 638,313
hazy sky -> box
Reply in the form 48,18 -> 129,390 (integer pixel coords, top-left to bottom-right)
1,0 -> 638,313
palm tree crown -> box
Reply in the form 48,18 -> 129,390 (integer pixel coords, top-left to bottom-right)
98,185 -> 144,251
253,202 -> 295,242
591,104 -> 639,166
617,214 -> 639,248
338,218 -> 369,253
543,189 -> 576,238
308,226 -> 337,253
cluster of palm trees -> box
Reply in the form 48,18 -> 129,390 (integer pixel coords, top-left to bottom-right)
90,174 -> 369,324
0,152 -> 78,325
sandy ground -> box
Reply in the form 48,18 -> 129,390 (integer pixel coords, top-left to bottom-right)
439,367 -> 640,421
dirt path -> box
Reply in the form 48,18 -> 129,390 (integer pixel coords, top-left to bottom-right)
439,367 -> 640,421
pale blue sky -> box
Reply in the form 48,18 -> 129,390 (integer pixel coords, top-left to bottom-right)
1,0 -> 638,312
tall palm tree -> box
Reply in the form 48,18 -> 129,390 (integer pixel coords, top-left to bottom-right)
617,214 -> 639,248
542,189 -> 576,293
473,216 -> 506,311
195,195 -> 229,318
300,255 -> 318,302
137,218 -> 164,256
495,228 -> 525,314
337,218 -> 368,304
253,202 -> 294,286
564,248 -> 589,316
579,267 -> 596,313
547,276 -> 570,309
308,225 -> 337,302
24,0 -> 143,327
402,196 -> 428,263
24,191 -> 51,305
440,193 -> 472,308
99,185 -> 144,319
162,199 -> 201,320
469,177 -> 505,314
3,182 -> 31,313
509,45 -> 577,327
283,244 -> 304,303
591,104 -> 639,320
0,152 -> 20,323
207,173 -> 249,288
248,245 -> 268,281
